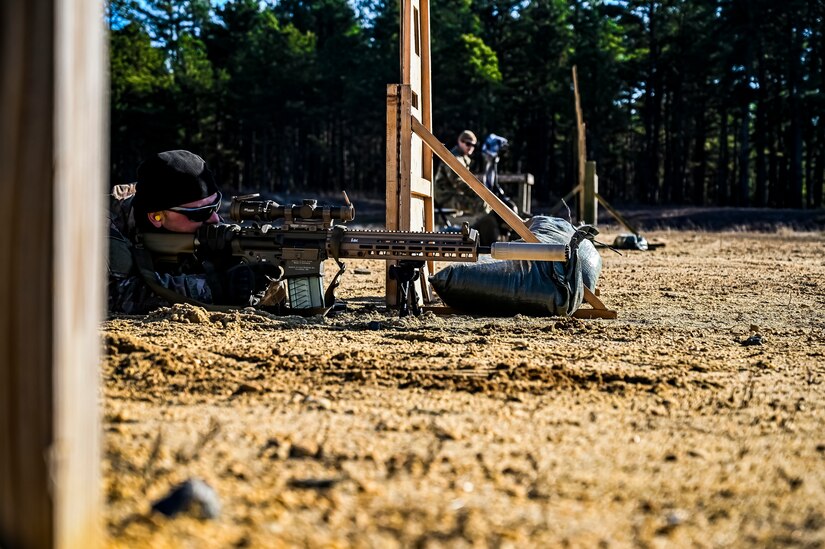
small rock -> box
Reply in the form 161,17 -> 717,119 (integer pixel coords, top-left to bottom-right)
288,441 -> 320,459
288,477 -> 342,490
666,509 -> 689,527
367,321 -> 382,330
151,478 -> 220,519
233,382 -> 263,396
741,334 -> 764,346
303,395 -> 332,410
749,324 -> 759,332
108,409 -> 135,424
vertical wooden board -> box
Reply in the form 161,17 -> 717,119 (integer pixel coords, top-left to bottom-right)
0,3 -> 55,546
409,0 -> 422,114
400,0 -> 411,85
409,134 -> 423,219
403,0 -> 424,233
386,84 -> 401,231
420,0 -> 433,183
54,0 -> 105,542
410,198 -> 426,233
399,85 -> 413,230
386,85 -> 401,305
410,197 -> 431,302
1,0 -> 103,547
392,0 -> 433,306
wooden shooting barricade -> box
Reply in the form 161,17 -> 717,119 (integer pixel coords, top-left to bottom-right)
385,0 -> 434,305
385,16 -> 615,318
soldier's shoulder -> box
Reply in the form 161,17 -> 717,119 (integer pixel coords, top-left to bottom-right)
108,184 -> 138,240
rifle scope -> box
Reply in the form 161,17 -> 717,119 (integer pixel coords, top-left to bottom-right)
230,196 -> 355,223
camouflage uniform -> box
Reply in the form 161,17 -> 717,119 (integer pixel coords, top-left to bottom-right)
434,145 -> 487,215
108,184 -> 214,315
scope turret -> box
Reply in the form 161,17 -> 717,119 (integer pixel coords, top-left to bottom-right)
229,195 -> 355,224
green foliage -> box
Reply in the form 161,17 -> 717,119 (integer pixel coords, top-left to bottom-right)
108,0 -> 825,208
461,34 -> 502,83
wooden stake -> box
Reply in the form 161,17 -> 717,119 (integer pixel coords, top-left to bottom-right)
583,160 -> 598,225
573,65 -> 586,221
596,192 -> 640,236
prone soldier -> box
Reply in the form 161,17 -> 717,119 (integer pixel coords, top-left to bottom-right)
108,150 -> 273,314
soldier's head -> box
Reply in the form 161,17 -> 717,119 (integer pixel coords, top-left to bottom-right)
133,150 -> 222,233
457,130 -> 477,155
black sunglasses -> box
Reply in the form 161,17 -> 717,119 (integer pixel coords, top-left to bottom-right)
167,192 -> 222,222
462,140 -> 476,147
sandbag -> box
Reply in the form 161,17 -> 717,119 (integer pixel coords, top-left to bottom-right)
429,216 -> 602,316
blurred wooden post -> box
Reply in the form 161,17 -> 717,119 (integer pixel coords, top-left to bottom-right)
583,161 -> 598,225
0,0 -> 105,546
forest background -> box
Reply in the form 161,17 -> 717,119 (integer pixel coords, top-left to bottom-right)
109,0 -> 824,208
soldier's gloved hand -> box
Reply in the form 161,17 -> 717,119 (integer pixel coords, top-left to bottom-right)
197,223 -> 240,263
218,263 -> 283,306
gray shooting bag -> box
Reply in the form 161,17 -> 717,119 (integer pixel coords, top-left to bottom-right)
428,216 -> 602,317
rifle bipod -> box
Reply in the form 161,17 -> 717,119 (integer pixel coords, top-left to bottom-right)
388,260 -> 425,317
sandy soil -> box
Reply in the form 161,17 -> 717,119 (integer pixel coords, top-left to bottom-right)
102,226 -> 825,548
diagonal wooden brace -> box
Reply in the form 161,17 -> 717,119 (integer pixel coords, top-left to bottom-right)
411,118 -> 533,240
411,117 -> 616,318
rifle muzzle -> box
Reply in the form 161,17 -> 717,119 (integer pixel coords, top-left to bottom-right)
488,242 -> 569,262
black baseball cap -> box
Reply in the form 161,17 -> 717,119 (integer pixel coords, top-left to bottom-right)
132,150 -> 220,216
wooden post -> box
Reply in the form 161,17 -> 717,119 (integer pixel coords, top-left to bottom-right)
572,66 -> 586,222
520,173 -> 534,215
583,161 -> 598,225
386,84 -> 402,233
386,0 -> 434,307
0,0 -> 104,546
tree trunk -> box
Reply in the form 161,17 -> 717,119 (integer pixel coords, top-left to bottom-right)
788,23 -> 804,207
717,106 -> 729,206
754,44 -> 768,206
691,97 -> 708,205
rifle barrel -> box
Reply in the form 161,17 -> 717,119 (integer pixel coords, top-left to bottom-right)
490,242 -> 569,262
141,228 -> 570,265
337,230 -> 568,263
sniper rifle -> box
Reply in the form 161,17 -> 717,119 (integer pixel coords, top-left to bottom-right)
141,194 -> 569,316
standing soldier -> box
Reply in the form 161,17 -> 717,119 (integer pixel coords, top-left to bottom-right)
434,130 -> 486,217
481,133 -> 509,191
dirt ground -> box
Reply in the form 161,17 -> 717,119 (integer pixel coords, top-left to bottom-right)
102,223 -> 825,548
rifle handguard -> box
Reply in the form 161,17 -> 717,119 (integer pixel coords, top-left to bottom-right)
489,242 -> 569,262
